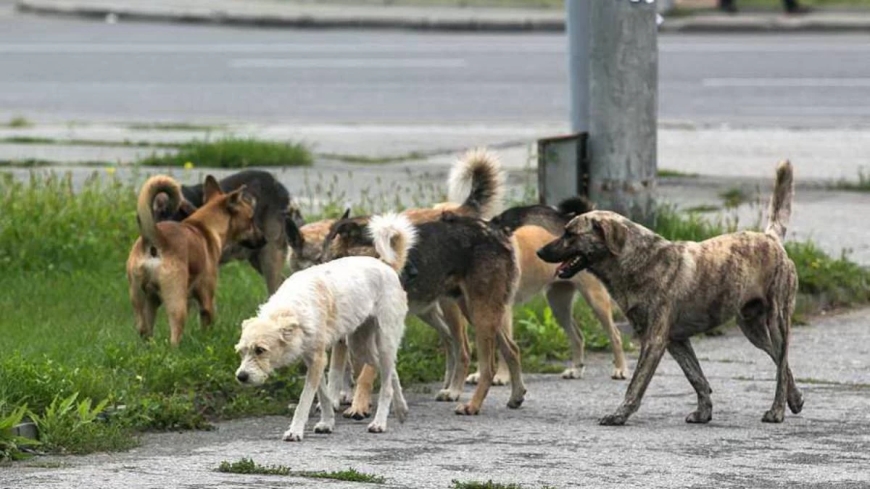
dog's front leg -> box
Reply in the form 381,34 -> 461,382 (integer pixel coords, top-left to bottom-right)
314,366 -> 336,435
283,348 -> 327,442
600,317 -> 670,426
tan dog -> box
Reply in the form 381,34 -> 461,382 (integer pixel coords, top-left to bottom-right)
466,198 -> 628,385
538,161 -> 802,425
126,175 -> 258,346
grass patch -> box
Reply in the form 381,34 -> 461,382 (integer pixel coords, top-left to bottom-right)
128,122 -> 225,131
451,480 -> 555,489
834,168 -> 870,192
0,136 -> 181,149
684,204 -> 721,213
658,169 -> 699,178
217,457 -> 292,476
718,187 -> 754,209
217,458 -> 384,483
137,137 -> 312,168
300,468 -> 385,484
4,116 -> 33,128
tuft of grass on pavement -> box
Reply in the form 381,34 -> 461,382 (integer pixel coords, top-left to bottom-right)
299,468 -> 386,484
451,480 -> 556,489
217,458 -> 291,476
137,137 -> 312,168
658,169 -> 699,178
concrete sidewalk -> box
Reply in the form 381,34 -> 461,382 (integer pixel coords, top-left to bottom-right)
3,308 -> 870,488
15,0 -> 870,32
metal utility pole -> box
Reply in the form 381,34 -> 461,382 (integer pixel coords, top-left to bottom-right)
587,0 -> 658,225
566,0 -> 590,134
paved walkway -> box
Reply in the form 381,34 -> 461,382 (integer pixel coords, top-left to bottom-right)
4,308 -> 870,488
14,0 -> 870,32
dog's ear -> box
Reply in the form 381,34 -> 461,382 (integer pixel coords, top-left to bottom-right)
593,218 -> 627,256
226,185 -> 255,212
203,175 -> 223,203
339,208 -> 351,220
240,318 -> 256,331
177,199 -> 198,220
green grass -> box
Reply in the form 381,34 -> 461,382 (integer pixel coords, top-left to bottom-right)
451,480 -> 555,489
657,169 -> 699,178
3,116 -> 33,128
128,122 -> 225,132
217,457 -> 292,475
137,137 -> 313,168
0,136 -> 180,149
300,468 -> 386,483
217,458 -> 384,483
834,168 -> 870,192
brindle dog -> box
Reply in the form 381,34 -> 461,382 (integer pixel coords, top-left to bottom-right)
538,161 -> 803,425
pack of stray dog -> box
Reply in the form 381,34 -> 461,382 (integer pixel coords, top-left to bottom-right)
127,151 -> 802,441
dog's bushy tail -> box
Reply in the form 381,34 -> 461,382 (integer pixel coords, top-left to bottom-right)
447,148 -> 505,220
765,160 -> 794,241
369,212 -> 418,273
137,175 -> 182,246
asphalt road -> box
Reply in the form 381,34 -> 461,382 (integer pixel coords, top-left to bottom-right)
1,12 -> 870,126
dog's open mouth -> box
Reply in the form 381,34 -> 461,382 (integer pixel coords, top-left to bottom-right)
555,255 -> 584,279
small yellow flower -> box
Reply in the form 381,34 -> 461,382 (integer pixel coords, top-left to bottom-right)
184,161 -> 194,170
105,166 -> 116,175
810,260 -> 820,269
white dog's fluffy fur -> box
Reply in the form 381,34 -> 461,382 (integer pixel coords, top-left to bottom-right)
235,213 -> 416,441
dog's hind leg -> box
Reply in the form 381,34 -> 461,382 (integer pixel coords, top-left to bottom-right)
256,241 -> 287,295
327,339 -> 349,411
192,282 -> 215,331
131,288 -> 159,341
162,280 -> 189,347
667,338 -> 713,423
546,282 -> 586,379
420,306 -> 466,402
576,273 -> 628,380
344,320 -> 378,420
283,347 -> 328,442
455,302 -> 500,416
496,310 -> 526,409
600,314 -> 671,426
314,364 -> 336,435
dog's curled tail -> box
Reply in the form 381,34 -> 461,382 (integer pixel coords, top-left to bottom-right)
369,212 -> 418,273
765,160 -> 794,241
447,148 -> 505,220
137,175 -> 182,245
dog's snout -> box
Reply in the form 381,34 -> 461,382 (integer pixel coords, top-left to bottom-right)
536,248 -> 546,260
236,371 -> 249,383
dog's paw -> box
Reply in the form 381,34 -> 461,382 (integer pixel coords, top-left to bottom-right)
762,409 -> 785,423
611,367 -> 629,380
492,374 -> 510,386
506,395 -> 525,410
685,410 -> 712,424
561,366 -> 585,379
342,405 -> 372,420
598,413 -> 627,426
367,421 -> 387,433
338,392 -> 354,406
394,403 -> 409,424
788,391 -> 804,414
435,389 -> 461,402
282,429 -> 304,442
465,372 -> 481,385
454,403 -> 480,416
314,421 -> 334,434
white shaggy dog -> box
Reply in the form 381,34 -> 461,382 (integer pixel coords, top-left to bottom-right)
235,213 -> 416,441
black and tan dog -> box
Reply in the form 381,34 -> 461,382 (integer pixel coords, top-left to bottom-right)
127,175 -> 258,346
538,161 -> 802,425
323,211 -> 524,416
467,197 -> 628,383
154,170 -> 302,294
286,149 -> 505,410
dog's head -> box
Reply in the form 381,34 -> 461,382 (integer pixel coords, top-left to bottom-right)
234,311 -> 304,385
196,175 -> 262,246
537,210 -> 628,279
285,217 -> 337,273
321,210 -> 377,263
